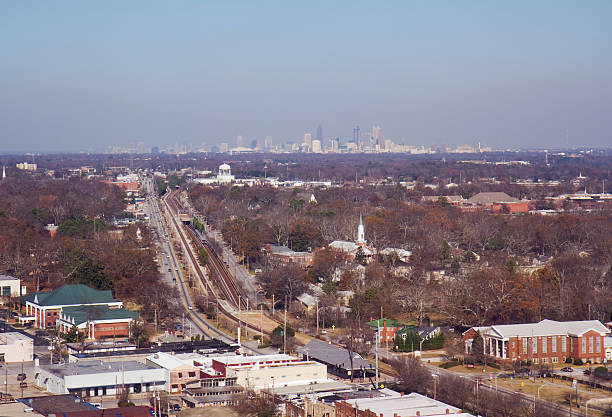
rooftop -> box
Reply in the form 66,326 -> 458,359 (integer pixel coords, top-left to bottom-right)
61,304 -> 138,325
23,284 -> 118,307
472,319 -> 610,339
0,274 -> 19,281
466,192 -> 520,205
343,392 -> 473,417
297,338 -> 371,371
41,360 -> 156,377
0,332 -> 33,344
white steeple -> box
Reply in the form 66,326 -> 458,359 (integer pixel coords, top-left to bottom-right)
1,166 -> 5,180
357,213 -> 366,244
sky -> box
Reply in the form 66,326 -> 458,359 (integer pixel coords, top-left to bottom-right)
1,1 -> 611,153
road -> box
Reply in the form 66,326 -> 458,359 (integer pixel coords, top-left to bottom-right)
143,178 -> 233,343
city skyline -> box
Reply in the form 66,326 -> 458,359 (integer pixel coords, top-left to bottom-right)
1,1 -> 611,153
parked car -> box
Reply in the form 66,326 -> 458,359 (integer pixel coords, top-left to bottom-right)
17,373 -> 26,381
19,382 -> 27,388
561,367 -> 573,372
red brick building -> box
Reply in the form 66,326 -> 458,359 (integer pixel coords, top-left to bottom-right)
463,319 -> 610,364
263,244 -> 315,268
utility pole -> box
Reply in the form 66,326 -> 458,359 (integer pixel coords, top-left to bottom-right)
283,295 -> 287,355
316,299 -> 319,336
375,320 -> 379,386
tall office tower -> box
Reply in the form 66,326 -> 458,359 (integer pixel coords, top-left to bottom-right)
137,141 -> 145,154
237,135 -> 244,147
264,136 -> 273,150
372,125 -> 384,145
312,139 -> 322,153
353,126 -> 360,148
220,142 -> 229,153
316,124 -> 323,141
304,133 -> 312,148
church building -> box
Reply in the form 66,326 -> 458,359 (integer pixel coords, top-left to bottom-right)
328,215 -> 374,262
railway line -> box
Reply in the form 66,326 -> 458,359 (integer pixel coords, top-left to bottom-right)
160,188 -> 277,339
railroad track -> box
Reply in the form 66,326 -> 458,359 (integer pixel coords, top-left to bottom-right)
160,189 -> 273,338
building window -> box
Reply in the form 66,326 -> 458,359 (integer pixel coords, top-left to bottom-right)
1,286 -> 10,296
178,372 -> 182,378
552,357 -> 558,363
532,338 -> 537,354
596,337 -> 601,353
562,336 -> 567,352
551,337 -> 557,353
533,358 -> 539,364
522,338 -> 528,354
542,358 -> 548,363
589,336 -> 594,354
542,338 -> 547,353
582,338 -> 586,353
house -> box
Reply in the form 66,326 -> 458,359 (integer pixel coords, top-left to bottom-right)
22,284 -> 123,329
146,351 -> 201,393
463,319 -> 611,364
297,338 -> 373,379
263,244 -> 315,268
35,360 -> 166,396
57,305 -> 139,340
367,318 -> 402,344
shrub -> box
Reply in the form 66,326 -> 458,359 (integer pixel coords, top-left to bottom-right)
439,359 -> 460,369
489,362 -> 500,369
565,357 -> 573,364
574,358 -> 583,366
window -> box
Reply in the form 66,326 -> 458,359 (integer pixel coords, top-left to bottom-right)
551,337 -> 557,353
532,338 -> 537,354
533,358 -> 539,364
589,336 -> 594,354
562,336 -> 567,352
188,372 -> 196,377
178,372 -> 182,378
582,338 -> 586,353
552,357 -> 558,363
522,338 -> 528,354
596,337 -> 601,353
1,286 -> 10,296
542,338 -> 547,353
542,358 -> 548,363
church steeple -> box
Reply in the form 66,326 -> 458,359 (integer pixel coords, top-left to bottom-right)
357,213 -> 366,244
1,166 -> 5,180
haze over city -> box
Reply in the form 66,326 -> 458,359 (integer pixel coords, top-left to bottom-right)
1,1 -> 611,154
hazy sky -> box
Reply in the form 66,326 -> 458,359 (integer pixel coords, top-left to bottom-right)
1,1 -> 611,153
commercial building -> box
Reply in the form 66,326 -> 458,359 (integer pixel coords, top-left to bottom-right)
336,392 -> 474,417
297,338 -> 374,379
226,360 -> 328,392
0,275 -> 26,301
22,284 -> 124,330
146,352 -> 201,393
0,332 -> 33,362
35,360 -> 166,396
57,305 -> 138,340
463,319 -> 611,364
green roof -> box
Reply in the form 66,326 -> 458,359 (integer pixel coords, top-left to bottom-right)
61,305 -> 138,326
22,284 -> 117,307
367,318 -> 402,328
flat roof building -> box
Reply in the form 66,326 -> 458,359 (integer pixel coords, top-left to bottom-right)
336,392 -> 474,417
35,360 -> 165,397
0,332 -> 33,362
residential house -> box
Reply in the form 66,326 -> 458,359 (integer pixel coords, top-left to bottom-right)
367,318 -> 402,344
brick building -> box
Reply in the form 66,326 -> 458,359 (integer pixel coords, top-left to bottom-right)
23,284 -> 125,330
463,319 -> 610,364
263,244 -> 314,268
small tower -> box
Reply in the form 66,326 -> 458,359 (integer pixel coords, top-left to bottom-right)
1,166 -> 5,180
357,214 -> 366,244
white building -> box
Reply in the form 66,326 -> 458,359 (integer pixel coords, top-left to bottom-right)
339,392 -> 474,417
0,332 -> 33,362
0,275 -> 26,300
35,360 -> 166,396
16,162 -> 37,171
193,164 -> 235,185
227,360 -> 327,392
328,215 -> 374,261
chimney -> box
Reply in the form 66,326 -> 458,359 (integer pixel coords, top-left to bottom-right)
446,409 -> 450,414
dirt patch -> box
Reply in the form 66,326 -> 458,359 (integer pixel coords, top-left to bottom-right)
178,406 -> 242,417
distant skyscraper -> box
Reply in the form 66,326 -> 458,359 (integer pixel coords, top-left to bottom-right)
304,133 -> 312,149
316,124 -> 323,141
220,142 -> 229,153
372,125 -> 384,145
353,126 -> 360,147
264,136 -> 273,150
312,139 -> 322,153
237,135 -> 244,147
137,141 -> 145,154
